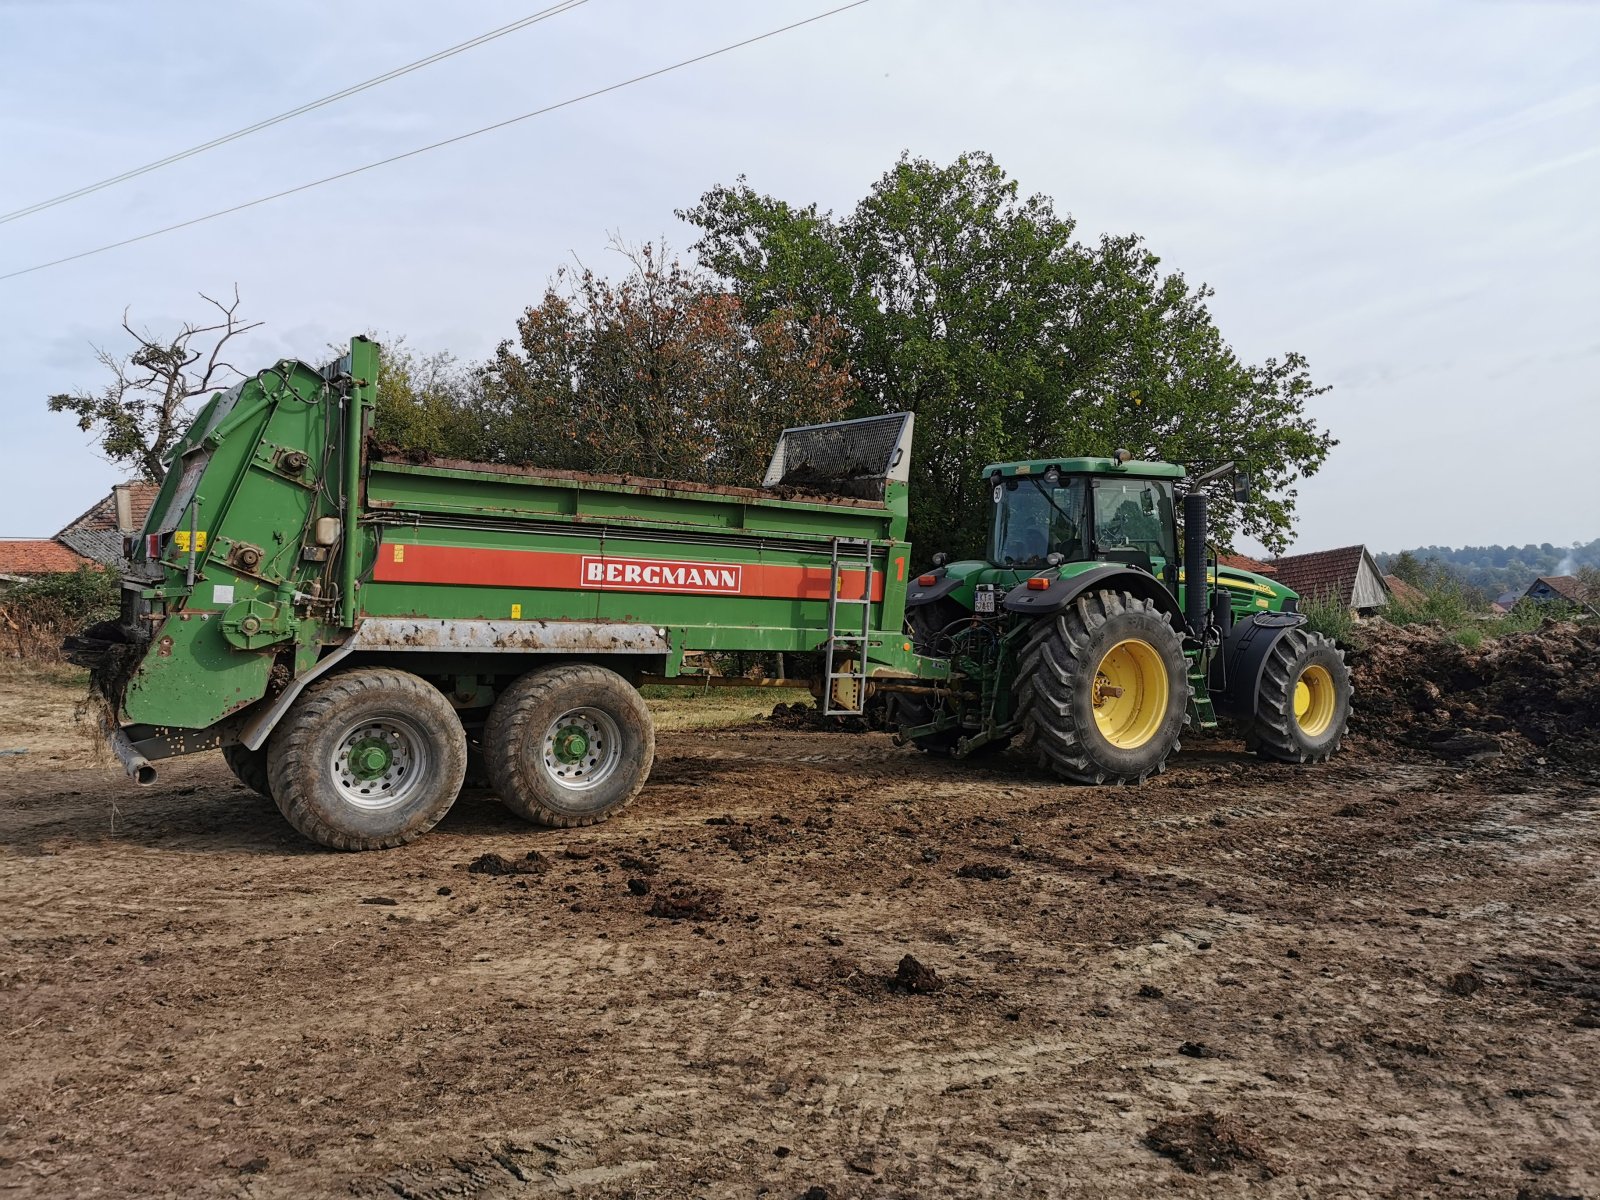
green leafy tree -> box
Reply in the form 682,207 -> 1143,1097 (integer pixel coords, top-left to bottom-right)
1388,550 -> 1426,587
47,287 -> 261,483
474,242 -> 854,484
681,152 -> 1335,555
372,338 -> 483,460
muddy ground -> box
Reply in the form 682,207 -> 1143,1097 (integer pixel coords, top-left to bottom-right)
2,683 -> 1598,1198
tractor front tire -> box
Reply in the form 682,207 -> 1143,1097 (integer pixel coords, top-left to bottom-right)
222,743 -> 273,801
485,664 -> 654,828
266,668 -> 467,851
1016,590 -> 1190,785
1246,629 -> 1351,763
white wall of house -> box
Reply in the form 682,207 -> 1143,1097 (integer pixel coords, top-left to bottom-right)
1352,552 -> 1389,611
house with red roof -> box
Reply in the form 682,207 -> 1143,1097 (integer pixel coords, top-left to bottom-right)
1269,544 -> 1390,615
56,482 -> 160,565
1,480 -> 156,585
0,539 -> 90,583
1522,575 -> 1585,605
1383,574 -> 1427,608
1219,553 -> 1277,576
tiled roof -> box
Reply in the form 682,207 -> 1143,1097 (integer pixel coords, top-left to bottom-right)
58,481 -> 161,536
0,539 -> 90,575
1218,553 -> 1277,576
58,527 -> 127,565
1268,545 -> 1371,607
1383,574 -> 1427,606
1527,575 -> 1585,602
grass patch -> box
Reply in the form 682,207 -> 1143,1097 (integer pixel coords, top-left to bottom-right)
641,683 -> 809,732
1299,590 -> 1359,647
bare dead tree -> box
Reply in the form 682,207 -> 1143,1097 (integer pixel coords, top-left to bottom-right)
47,286 -> 263,482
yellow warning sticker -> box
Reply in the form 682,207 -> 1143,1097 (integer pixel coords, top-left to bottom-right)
392,544 -> 405,563
511,603 -> 522,619
172,530 -> 207,552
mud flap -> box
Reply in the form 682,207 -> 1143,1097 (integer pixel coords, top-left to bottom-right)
1210,611 -> 1308,719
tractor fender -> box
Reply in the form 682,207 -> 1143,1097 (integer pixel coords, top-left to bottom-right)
906,570 -> 962,608
1001,565 -> 1186,633
1210,611 -> 1309,719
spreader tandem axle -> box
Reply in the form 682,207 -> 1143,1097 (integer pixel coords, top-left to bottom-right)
70,338 -> 1350,850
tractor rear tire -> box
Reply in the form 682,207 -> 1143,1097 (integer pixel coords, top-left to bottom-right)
485,664 -> 654,828
222,743 -> 273,801
1246,629 -> 1351,763
266,668 -> 467,851
1016,590 -> 1190,785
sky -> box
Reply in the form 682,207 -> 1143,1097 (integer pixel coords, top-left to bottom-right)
1,0 -> 1595,555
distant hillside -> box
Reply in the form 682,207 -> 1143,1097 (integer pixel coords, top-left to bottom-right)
1375,538 -> 1600,599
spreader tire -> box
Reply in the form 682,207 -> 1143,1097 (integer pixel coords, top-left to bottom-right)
484,664 -> 654,828
221,743 -> 273,800
1246,628 -> 1351,763
1016,589 -> 1190,785
266,668 -> 467,851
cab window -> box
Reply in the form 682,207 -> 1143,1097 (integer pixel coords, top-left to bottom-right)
991,477 -> 1087,567
1092,478 -> 1176,563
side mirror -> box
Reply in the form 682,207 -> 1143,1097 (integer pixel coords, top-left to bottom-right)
1233,471 -> 1253,504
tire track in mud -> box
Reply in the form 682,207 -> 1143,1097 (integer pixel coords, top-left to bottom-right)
4,726 -> 1599,1197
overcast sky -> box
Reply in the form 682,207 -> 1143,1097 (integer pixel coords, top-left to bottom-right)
2,0 -> 1595,554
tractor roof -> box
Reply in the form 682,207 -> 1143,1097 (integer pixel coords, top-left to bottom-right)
981,457 -> 1186,480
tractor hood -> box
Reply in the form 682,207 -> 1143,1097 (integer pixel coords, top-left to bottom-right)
1202,564 -> 1298,612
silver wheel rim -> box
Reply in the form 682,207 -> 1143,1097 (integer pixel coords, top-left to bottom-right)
330,714 -> 431,812
539,707 -> 622,793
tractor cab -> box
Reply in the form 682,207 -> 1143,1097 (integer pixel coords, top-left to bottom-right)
901,450 -> 1351,784
987,458 -> 1183,586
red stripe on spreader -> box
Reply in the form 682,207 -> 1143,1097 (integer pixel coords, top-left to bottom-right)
373,543 -> 886,601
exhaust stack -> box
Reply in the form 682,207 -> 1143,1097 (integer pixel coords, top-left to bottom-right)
1183,490 -> 1208,636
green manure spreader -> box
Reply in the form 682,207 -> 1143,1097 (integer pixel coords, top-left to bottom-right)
71,337 -> 1351,850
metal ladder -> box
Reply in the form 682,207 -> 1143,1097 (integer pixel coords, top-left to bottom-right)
823,537 -> 875,716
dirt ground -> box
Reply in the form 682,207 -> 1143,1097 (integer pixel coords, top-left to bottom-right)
2,673 -> 1598,1198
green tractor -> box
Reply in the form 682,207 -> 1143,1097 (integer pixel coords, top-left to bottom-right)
892,452 -> 1351,782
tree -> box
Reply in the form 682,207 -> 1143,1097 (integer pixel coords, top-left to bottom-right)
1389,550 -> 1426,588
47,287 -> 261,483
372,338 -> 484,460
473,242 -> 854,484
1577,564 -> 1600,605
681,152 -> 1336,555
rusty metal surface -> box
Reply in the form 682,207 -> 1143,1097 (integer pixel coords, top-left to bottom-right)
237,620 -> 671,751
368,451 -> 887,509
348,618 -> 670,654
99,713 -> 156,786
236,641 -> 361,752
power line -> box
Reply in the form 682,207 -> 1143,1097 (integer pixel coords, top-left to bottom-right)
0,0 -> 874,283
0,0 -> 590,226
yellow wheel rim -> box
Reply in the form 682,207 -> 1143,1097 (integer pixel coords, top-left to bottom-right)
1294,664 -> 1337,737
1091,638 -> 1169,750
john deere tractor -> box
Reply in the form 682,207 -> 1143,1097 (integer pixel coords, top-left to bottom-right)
893,452 -> 1351,782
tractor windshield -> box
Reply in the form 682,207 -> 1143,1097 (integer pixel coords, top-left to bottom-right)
990,476 -> 1087,567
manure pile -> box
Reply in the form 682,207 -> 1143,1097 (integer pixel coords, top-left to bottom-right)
1349,618 -> 1600,772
